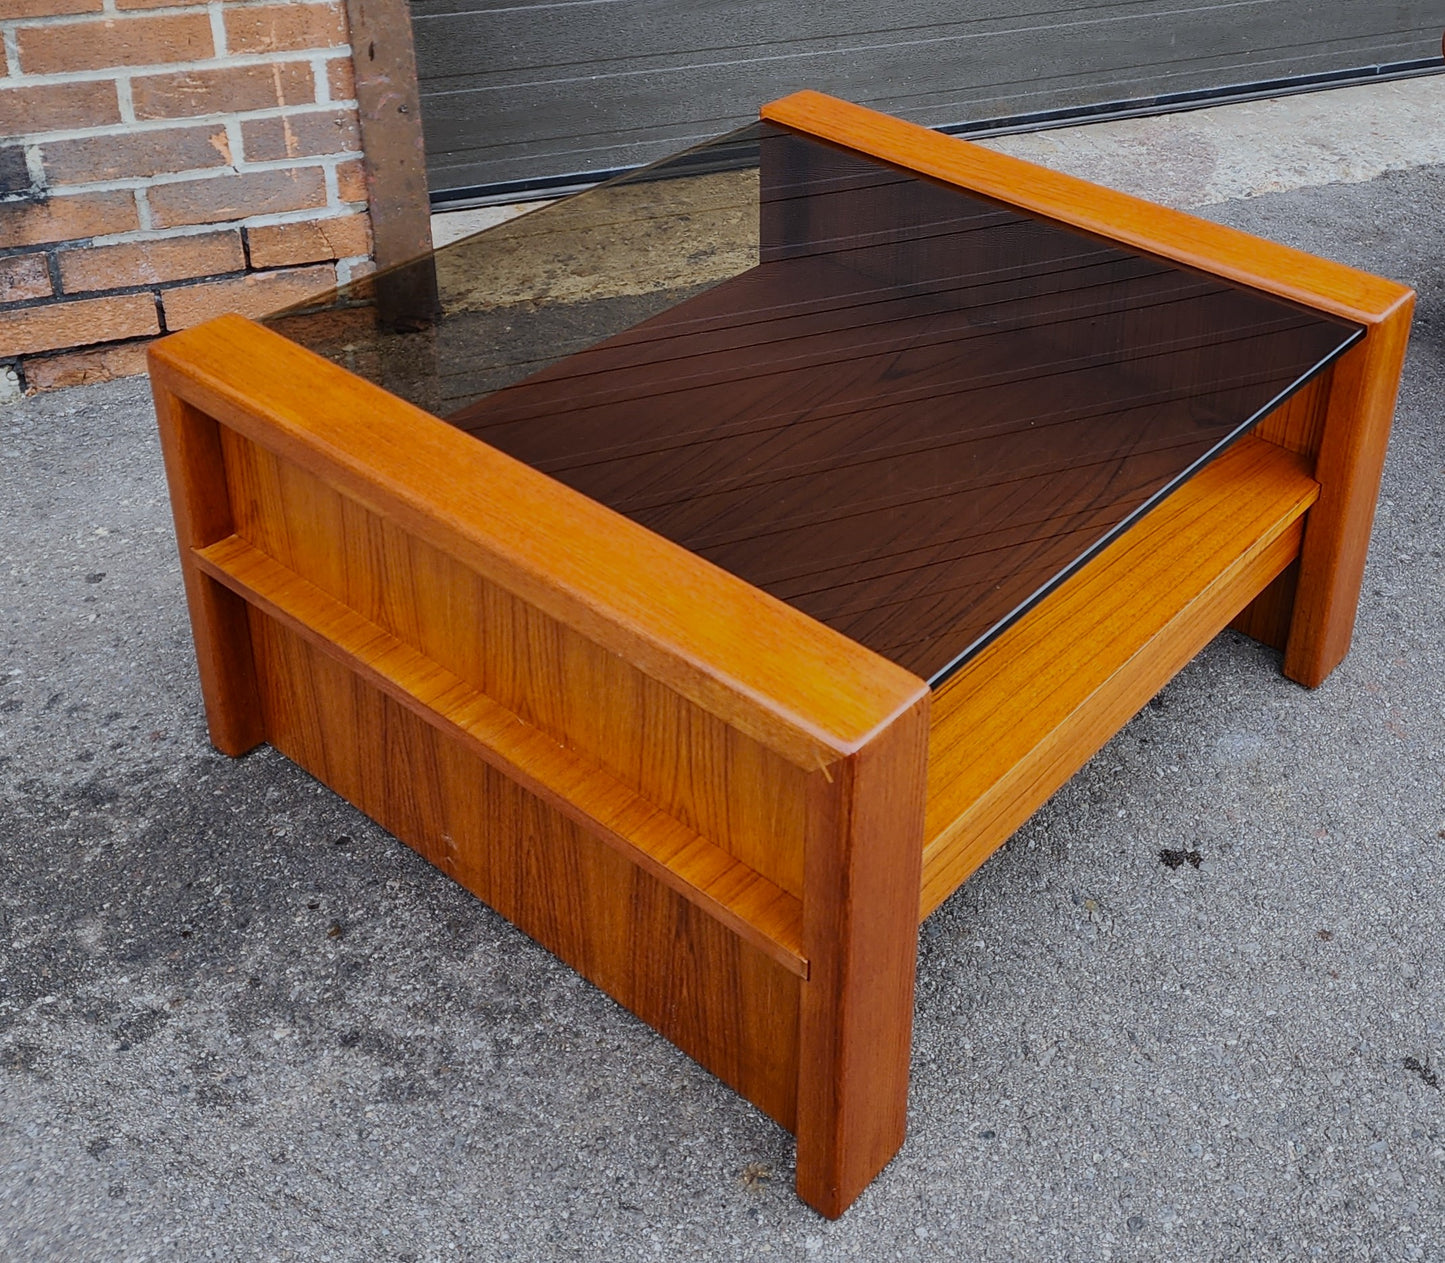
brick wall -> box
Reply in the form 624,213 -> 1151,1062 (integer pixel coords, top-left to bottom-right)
0,0 -> 374,394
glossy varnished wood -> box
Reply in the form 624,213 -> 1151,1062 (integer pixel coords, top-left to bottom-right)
762,92 -> 1411,328
921,435 -> 1318,915
246,610 -> 803,1127
149,384 -> 264,756
150,315 -> 926,770
193,532 -> 807,974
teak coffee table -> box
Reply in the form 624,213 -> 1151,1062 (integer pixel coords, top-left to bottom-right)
148,92 -> 1414,1217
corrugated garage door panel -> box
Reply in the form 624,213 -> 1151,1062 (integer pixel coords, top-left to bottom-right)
411,0 -> 1444,198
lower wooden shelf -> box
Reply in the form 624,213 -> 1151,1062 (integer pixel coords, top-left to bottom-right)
922,434 -> 1318,916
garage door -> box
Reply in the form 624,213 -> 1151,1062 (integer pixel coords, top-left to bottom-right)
411,1 -> 1444,203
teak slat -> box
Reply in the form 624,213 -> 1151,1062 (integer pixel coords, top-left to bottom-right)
921,436 -> 1319,916
148,316 -> 927,772
192,532 -> 807,977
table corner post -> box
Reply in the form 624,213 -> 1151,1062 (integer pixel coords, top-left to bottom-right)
795,689 -> 930,1218
148,350 -> 265,757
1283,293 -> 1414,688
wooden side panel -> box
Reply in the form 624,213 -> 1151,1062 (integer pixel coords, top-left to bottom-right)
147,317 -> 928,773
249,610 -> 803,1130
149,380 -> 263,756
797,697 -> 928,1218
217,428 -> 809,899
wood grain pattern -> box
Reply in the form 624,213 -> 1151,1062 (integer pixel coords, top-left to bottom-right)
1283,303 -> 1415,685
798,694 -> 928,1218
193,532 -> 807,975
246,610 -> 803,1128
764,91 -> 1414,695
148,93 -> 1416,1221
148,315 -> 927,770
921,436 -> 1318,916
148,377 -> 264,756
213,425 -> 810,899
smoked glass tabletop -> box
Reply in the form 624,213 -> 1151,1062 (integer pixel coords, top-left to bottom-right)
265,121 -> 1362,687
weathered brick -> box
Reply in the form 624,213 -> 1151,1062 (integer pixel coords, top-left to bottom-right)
0,293 -> 158,357
0,253 -> 53,304
41,124 -> 232,187
225,3 -> 348,55
114,0 -> 200,9
59,229 -> 244,293
0,0 -> 100,16
0,80 -> 121,135
161,263 -> 335,328
247,214 -> 370,267
133,60 -> 316,120
0,191 -> 139,250
241,108 -> 359,162
147,167 -> 327,228
17,14 -> 213,75
326,56 -> 355,102
24,340 -> 152,391
336,158 -> 367,204
0,146 -> 31,198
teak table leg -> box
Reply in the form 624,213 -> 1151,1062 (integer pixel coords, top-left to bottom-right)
797,699 -> 929,1218
1283,298 -> 1414,687
151,379 -> 264,756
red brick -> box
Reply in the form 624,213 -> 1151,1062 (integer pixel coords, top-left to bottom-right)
0,191 -> 139,249
133,60 -> 316,120
161,263 -> 335,328
241,108 -> 359,162
24,340 -> 152,391
335,158 -> 367,204
326,56 -> 355,102
0,81 -> 121,135
59,230 -> 244,293
225,3 -> 348,54
0,254 -> 53,304
247,214 -> 369,267
147,167 -> 327,229
114,0 -> 202,9
41,124 -> 232,186
0,0 -> 100,15
17,15 -> 213,75
0,293 -> 157,356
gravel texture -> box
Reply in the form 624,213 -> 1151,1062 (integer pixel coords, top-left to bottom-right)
1,163 -> 1442,1262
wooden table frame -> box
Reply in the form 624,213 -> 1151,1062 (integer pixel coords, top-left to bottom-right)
147,92 -> 1413,1218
